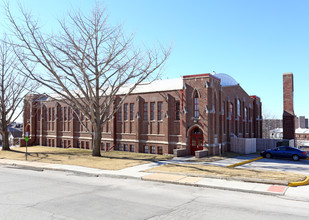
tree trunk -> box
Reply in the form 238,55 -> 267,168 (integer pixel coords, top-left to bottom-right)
2,130 -> 10,151
1,112 -> 10,151
92,125 -> 102,157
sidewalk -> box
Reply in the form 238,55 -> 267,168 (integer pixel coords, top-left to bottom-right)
0,158 -> 291,196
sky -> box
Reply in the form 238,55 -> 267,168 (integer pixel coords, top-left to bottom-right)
1,0 -> 309,119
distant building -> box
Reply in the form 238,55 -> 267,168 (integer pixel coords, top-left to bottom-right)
263,116 -> 308,139
269,127 -> 309,146
295,116 -> 308,129
263,119 -> 282,139
0,124 -> 23,146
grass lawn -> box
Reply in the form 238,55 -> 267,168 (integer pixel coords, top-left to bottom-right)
146,163 -> 307,183
0,146 -> 173,170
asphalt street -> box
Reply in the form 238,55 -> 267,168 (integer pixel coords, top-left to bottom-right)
0,165 -> 308,220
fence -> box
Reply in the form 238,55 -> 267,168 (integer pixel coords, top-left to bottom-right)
231,137 -> 290,154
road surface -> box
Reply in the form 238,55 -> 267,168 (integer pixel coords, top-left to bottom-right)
0,165 -> 308,220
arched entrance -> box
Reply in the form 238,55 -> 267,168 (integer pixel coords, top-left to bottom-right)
190,127 -> 203,155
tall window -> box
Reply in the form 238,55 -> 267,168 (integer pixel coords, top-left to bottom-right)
52,107 -> 55,121
223,102 -> 226,134
175,101 -> 180,120
124,104 -> 128,121
118,105 -> 122,121
68,107 -> 72,120
194,91 -> 199,118
64,107 -> 67,121
157,102 -> 163,120
238,99 -> 242,133
150,102 -> 155,120
214,94 -> 217,134
48,108 -> 51,121
237,99 -> 241,117
130,103 -> 134,120
245,107 -> 248,133
229,103 -> 234,133
60,107 -> 63,121
143,103 -> 148,121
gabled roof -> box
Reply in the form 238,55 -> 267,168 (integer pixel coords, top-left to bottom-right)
8,127 -> 22,138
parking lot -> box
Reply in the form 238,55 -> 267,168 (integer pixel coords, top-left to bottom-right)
239,157 -> 309,175
210,153 -> 309,176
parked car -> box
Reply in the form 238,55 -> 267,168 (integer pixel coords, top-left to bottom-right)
260,146 -> 308,161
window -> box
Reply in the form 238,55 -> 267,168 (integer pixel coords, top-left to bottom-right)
245,107 -> 248,132
124,144 -> 129,151
106,143 -> 110,151
124,104 -> 128,121
151,146 -> 156,154
158,146 -> 163,155
238,100 -> 242,133
130,103 -> 134,120
143,103 -> 148,121
68,107 -> 71,120
118,105 -> 122,121
48,108 -> 51,121
157,102 -> 163,120
223,102 -> 226,134
214,94 -> 217,134
194,91 -> 199,118
175,101 -> 180,120
229,103 -> 234,133
60,107 -> 63,121
237,99 -> 241,117
101,143 -> 105,151
130,145 -> 135,152
144,145 -> 149,153
118,144 -> 123,151
150,102 -> 155,120
64,107 -> 67,121
52,107 -> 55,121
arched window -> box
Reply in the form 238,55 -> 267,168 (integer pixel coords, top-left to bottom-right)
237,99 -> 241,117
194,91 -> 199,118
229,103 -> 234,133
238,99 -> 242,133
214,93 -> 217,134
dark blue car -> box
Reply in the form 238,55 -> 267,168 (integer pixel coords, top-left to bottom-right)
260,146 -> 308,161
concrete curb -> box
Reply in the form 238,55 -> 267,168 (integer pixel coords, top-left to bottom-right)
145,170 -> 289,186
225,157 -> 309,187
0,159 -> 290,196
1,162 -> 143,180
141,175 -> 286,196
226,156 -> 263,168
289,176 -> 309,187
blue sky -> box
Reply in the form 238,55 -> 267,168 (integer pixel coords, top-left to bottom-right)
2,0 -> 309,119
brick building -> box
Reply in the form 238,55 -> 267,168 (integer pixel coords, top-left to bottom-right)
22,73 -> 262,156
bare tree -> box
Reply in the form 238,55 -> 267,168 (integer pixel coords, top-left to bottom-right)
6,3 -> 171,156
0,36 -> 33,150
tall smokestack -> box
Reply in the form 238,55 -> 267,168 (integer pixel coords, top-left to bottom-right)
283,73 -> 295,140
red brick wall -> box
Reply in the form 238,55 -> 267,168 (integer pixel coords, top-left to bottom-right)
22,74 -> 262,156
283,73 -> 295,140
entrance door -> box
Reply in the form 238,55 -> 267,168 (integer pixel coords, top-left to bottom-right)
190,127 -> 203,155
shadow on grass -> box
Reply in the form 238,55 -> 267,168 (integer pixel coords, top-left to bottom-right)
6,148 -> 172,163
162,163 -> 274,176
100,154 -> 171,162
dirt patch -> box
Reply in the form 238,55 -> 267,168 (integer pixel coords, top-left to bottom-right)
146,163 -> 306,183
0,146 -> 173,170
187,152 -> 242,162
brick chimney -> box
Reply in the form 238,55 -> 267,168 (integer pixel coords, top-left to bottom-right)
282,73 -> 295,140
